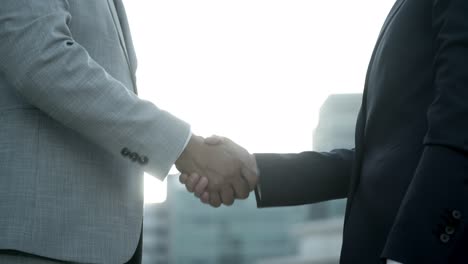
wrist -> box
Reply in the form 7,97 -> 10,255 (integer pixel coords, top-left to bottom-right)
176,134 -> 203,167
185,134 -> 204,153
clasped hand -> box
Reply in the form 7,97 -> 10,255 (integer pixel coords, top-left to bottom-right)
175,135 -> 258,207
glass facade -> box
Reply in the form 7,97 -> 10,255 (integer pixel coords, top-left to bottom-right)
308,93 -> 362,221
144,177 -> 308,264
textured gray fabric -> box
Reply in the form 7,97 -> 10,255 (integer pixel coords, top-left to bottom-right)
0,252 -> 75,264
0,0 -> 190,263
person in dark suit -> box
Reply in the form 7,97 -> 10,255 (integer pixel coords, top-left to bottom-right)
0,1 -> 255,263
180,0 -> 468,263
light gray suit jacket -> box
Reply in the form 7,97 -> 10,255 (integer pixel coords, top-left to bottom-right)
0,0 -> 190,263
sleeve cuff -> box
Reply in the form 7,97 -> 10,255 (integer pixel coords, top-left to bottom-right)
381,145 -> 468,263
176,130 -> 192,160
138,111 -> 191,181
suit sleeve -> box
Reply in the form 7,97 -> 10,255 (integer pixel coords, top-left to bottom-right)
254,149 -> 354,207
382,0 -> 468,262
0,0 -> 190,180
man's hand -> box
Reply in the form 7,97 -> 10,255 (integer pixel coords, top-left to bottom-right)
179,135 -> 258,207
175,135 -> 257,207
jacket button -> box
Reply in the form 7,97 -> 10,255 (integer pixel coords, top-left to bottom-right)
138,156 -> 149,165
445,226 -> 455,235
121,148 -> 131,157
130,152 -> 139,162
452,210 -> 462,220
440,233 -> 450,244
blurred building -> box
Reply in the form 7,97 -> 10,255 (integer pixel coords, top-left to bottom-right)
143,176 -> 308,264
257,93 -> 362,264
144,203 -> 171,264
308,93 -> 362,220
256,218 -> 343,264
313,93 -> 361,151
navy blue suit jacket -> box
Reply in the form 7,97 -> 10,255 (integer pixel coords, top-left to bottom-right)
254,0 -> 468,263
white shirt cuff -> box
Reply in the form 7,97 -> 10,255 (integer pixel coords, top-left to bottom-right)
175,130 -> 192,160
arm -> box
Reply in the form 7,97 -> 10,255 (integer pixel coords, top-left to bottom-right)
382,0 -> 468,262
0,0 -> 190,179
181,138 -> 354,207
254,149 -> 354,207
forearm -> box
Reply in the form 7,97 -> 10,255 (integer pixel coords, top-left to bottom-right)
254,149 -> 354,207
0,0 -> 190,179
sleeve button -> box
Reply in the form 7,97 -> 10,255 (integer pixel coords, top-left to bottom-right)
130,152 -> 139,162
445,226 -> 455,235
440,233 -> 450,244
452,210 -> 462,220
121,148 -> 131,157
138,156 -> 149,165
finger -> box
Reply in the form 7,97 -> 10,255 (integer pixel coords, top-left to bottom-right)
179,173 -> 189,184
209,192 -> 222,208
185,173 -> 200,193
200,192 -> 210,204
231,178 -> 250,200
204,135 -> 224,145
194,177 -> 209,198
220,186 -> 235,206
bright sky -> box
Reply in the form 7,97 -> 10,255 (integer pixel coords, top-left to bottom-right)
122,0 -> 396,203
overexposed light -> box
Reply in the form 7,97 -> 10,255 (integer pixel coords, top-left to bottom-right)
122,0 -> 396,202
144,173 -> 167,204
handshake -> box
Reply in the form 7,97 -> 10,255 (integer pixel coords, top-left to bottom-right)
175,135 -> 258,207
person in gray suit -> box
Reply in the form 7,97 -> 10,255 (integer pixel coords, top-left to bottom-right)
0,1 -> 257,263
